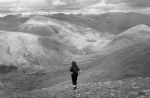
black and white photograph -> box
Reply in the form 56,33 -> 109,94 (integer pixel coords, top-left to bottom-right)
0,0 -> 150,98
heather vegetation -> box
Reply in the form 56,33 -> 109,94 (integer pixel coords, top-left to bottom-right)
0,64 -> 18,73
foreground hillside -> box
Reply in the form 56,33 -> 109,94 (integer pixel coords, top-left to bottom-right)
3,77 -> 150,98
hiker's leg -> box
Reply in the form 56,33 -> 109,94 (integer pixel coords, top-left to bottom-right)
72,74 -> 77,90
71,74 -> 74,85
74,74 -> 78,89
73,75 -> 77,86
74,75 -> 78,85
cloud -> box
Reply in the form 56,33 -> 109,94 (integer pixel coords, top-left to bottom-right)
85,0 -> 150,14
0,0 -> 150,14
0,0 -> 18,3
126,0 -> 150,8
89,0 -> 118,9
52,0 -> 66,6
107,0 -> 150,8
0,0 -> 50,12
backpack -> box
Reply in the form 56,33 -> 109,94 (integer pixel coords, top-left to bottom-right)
70,66 -> 79,74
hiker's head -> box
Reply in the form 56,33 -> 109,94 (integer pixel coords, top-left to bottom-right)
72,61 -> 77,66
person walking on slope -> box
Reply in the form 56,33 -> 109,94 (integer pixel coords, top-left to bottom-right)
70,61 -> 80,90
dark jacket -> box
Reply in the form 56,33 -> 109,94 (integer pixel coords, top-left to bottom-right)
70,65 -> 80,75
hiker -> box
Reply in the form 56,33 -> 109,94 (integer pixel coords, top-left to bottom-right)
70,61 -> 80,90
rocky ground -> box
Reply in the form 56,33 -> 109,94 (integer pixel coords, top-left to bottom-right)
2,77 -> 150,98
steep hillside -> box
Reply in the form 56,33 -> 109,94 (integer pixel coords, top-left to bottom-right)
107,24 -> 150,50
15,16 -> 57,37
0,30 -> 81,70
0,30 -> 83,96
84,40 -> 150,82
15,15 -> 112,53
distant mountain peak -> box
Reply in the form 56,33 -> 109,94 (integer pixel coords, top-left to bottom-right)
25,16 -> 51,26
23,15 -> 64,28
107,24 -> 150,51
118,24 -> 150,37
29,15 -> 50,21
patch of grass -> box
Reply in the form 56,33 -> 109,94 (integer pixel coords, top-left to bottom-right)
3,77 -> 150,98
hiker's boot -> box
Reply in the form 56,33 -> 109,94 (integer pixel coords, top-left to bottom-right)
73,85 -> 76,90
73,85 -> 77,90
74,85 -> 77,90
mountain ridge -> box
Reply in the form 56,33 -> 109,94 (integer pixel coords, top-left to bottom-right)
106,24 -> 150,51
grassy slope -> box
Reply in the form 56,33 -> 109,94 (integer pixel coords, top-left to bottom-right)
9,39 -> 150,96
85,40 -> 150,82
2,36 -> 150,97
4,40 -> 150,97
4,77 -> 150,98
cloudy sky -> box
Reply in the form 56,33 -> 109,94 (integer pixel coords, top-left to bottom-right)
0,0 -> 150,14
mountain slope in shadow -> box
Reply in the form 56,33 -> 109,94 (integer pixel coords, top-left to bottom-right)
0,14 -> 29,30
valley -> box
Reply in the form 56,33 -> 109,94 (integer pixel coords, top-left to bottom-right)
0,12 -> 150,98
